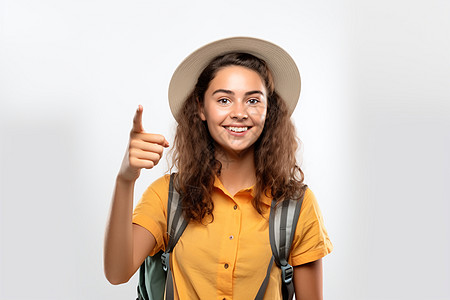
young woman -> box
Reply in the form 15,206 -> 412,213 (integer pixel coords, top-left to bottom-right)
104,37 -> 332,299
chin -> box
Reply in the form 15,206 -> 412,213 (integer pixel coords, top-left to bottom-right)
224,144 -> 255,155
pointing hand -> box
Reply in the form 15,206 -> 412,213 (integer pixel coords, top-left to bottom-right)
118,105 -> 169,182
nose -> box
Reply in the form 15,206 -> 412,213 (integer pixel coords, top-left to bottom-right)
230,102 -> 248,120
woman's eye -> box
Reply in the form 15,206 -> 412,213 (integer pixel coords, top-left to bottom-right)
218,98 -> 230,104
248,98 -> 260,104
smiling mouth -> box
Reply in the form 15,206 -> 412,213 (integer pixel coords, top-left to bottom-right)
225,126 -> 249,133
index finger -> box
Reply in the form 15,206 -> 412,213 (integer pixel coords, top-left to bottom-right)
138,133 -> 170,147
132,105 -> 144,133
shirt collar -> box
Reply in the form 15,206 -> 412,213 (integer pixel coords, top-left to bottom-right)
213,175 -> 272,207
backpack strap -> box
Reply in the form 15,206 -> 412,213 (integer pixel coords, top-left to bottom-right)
254,195 -> 304,300
271,196 -> 304,300
254,256 -> 274,299
161,173 -> 188,300
166,173 -> 189,252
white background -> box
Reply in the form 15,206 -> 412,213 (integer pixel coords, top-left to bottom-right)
1,0 -> 449,299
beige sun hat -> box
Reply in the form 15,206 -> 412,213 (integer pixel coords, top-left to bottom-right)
168,37 -> 301,121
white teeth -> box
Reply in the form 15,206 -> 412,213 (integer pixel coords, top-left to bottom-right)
226,126 -> 248,132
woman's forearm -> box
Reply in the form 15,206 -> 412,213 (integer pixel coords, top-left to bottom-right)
103,176 -> 136,284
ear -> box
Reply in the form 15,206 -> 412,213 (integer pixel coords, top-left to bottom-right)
199,109 -> 206,121
198,100 -> 206,121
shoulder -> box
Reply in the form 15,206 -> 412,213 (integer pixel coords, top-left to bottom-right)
299,188 -> 323,225
148,174 -> 171,191
303,187 -> 316,204
141,174 -> 171,200
135,174 -> 172,217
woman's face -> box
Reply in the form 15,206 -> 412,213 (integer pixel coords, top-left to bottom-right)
200,65 -> 268,156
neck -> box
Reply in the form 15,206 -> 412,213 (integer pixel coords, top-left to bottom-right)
215,146 -> 257,196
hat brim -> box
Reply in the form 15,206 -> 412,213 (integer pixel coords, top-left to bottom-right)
168,37 -> 301,121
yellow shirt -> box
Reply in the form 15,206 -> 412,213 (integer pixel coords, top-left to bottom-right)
133,175 -> 332,300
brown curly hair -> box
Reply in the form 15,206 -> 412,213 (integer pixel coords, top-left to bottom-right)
170,53 -> 307,222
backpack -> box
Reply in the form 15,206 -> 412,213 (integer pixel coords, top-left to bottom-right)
136,174 -> 304,300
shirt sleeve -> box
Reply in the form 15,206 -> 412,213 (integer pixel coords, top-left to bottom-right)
132,174 -> 170,256
289,188 -> 333,266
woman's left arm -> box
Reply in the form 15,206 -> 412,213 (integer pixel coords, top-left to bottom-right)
293,258 -> 323,300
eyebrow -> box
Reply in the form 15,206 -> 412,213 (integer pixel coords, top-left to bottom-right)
212,89 -> 265,97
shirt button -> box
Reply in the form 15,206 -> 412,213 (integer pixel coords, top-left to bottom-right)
229,235 -> 234,240
224,263 -> 229,269
233,205 -> 238,210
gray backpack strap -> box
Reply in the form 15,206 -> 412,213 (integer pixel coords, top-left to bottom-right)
161,173 -> 189,300
166,173 -> 189,252
254,256 -> 274,300
268,196 -> 303,300
254,195 -> 303,300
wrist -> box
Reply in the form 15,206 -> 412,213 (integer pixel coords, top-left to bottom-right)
116,173 -> 137,185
